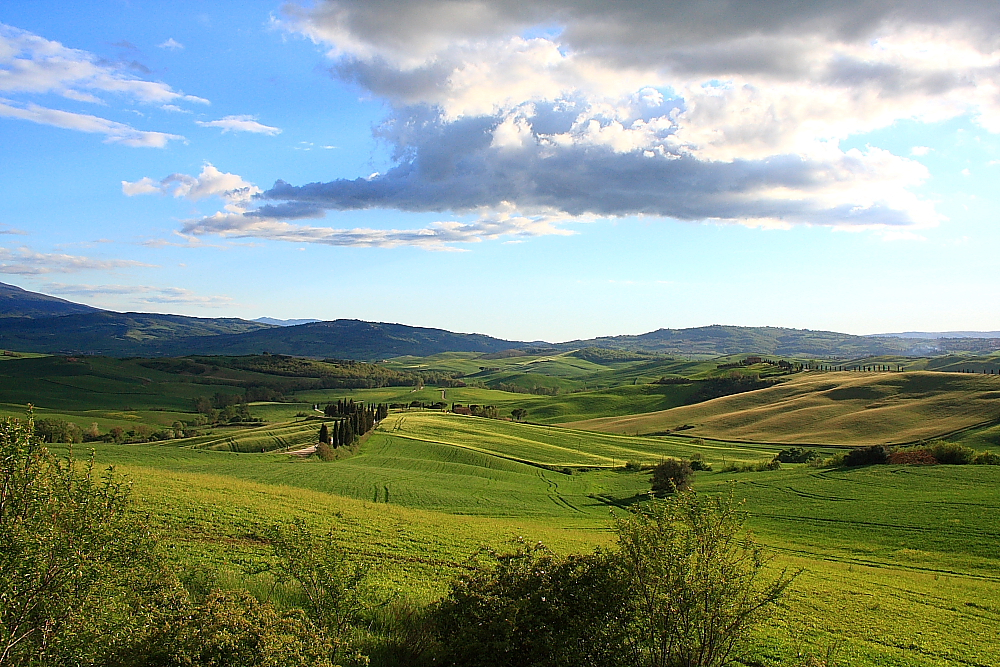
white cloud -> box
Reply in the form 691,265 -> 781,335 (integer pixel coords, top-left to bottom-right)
180,201 -> 576,249
0,23 -> 204,146
195,114 -> 282,135
0,99 -> 184,147
44,282 -> 233,307
911,146 -> 932,156
0,24 -> 206,105
158,38 -> 184,50
123,164 -> 261,209
0,246 -> 153,275
256,0 -> 1000,234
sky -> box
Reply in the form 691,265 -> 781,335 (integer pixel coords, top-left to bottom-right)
2,0 -> 1000,343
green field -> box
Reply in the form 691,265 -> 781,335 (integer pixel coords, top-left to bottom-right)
55,417 -> 999,666
8,349 -> 1000,665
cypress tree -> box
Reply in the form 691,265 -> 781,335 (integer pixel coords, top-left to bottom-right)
319,423 -> 329,444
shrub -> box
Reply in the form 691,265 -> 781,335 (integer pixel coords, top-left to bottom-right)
315,441 -> 336,461
431,541 -> 632,667
137,590 -> 335,667
927,441 -> 976,465
722,459 -> 781,473
614,490 -> 797,667
888,449 -> 936,465
0,413 -> 156,666
776,447 -> 821,464
842,445 -> 890,467
651,458 -> 694,495
689,452 -> 712,471
973,450 -> 1000,465
263,519 -> 369,639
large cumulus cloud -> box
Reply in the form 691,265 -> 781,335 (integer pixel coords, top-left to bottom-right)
155,1 -> 1000,246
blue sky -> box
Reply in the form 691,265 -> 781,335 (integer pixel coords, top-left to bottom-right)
2,1 -> 1000,342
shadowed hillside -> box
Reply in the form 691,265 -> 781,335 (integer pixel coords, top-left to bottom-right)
0,281 -> 101,318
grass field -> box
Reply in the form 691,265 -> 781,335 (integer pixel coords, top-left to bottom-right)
566,370 -> 1000,445
10,349 -> 1000,665
53,419 -> 1000,666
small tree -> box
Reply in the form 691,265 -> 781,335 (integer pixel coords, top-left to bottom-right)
264,519 -> 368,638
318,423 -> 330,445
650,458 -> 693,495
510,408 -> 528,422
614,489 -> 797,667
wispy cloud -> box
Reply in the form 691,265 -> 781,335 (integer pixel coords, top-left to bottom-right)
181,206 -> 576,249
0,23 -> 204,146
196,114 -> 281,135
0,246 -> 153,275
44,282 -> 233,307
0,226 -> 27,235
157,38 -> 184,50
0,99 -> 184,147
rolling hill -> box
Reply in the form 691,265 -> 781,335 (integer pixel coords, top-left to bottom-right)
564,370 -> 1000,445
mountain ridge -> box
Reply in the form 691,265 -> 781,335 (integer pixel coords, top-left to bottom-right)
2,281 -> 1000,360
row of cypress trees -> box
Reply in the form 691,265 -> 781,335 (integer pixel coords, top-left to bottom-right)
319,402 -> 388,448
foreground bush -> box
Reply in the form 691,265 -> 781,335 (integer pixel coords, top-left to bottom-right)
0,413 -> 155,666
0,413 -> 364,667
136,590 -> 335,667
432,542 -> 632,667
615,490 -> 797,667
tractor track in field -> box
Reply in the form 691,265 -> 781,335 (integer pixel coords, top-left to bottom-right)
751,511 -> 1000,540
763,541 -> 1000,583
537,470 -> 584,513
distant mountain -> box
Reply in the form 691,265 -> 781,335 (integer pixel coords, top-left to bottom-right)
874,331 -> 1000,339
557,325 -> 940,358
174,319 -> 527,359
2,282 -> 998,360
254,317 -> 321,327
0,311 -> 275,355
0,282 -> 102,318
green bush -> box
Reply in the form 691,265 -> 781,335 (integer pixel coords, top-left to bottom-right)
842,445 -> 890,467
722,459 -> 781,473
973,450 -> 1000,465
614,490 -> 797,667
689,453 -> 712,471
0,413 -> 156,666
927,441 -> 976,465
651,458 -> 694,495
136,590 -> 335,667
776,447 -> 821,464
432,541 -> 632,667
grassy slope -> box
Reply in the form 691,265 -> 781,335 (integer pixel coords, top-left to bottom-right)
565,371 -> 1000,445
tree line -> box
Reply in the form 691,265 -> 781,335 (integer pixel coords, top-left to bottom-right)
317,401 -> 390,455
